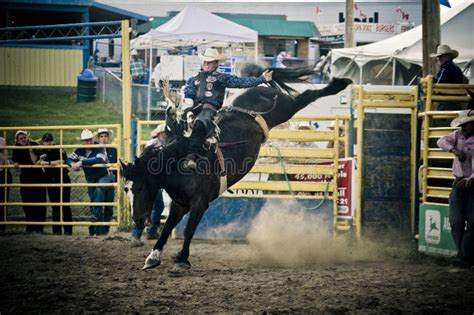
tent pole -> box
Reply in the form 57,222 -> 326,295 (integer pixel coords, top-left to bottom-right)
359,64 -> 363,84
392,58 -> 396,85
147,40 -> 152,120
375,56 -> 393,79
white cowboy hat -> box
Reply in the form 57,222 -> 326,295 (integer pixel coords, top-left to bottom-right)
429,44 -> 459,59
199,48 -> 226,62
451,110 -> 474,127
131,49 -> 138,56
150,124 -> 166,138
328,120 -> 344,129
77,129 -> 94,141
297,123 -> 315,131
94,128 -> 114,140
15,130 -> 29,139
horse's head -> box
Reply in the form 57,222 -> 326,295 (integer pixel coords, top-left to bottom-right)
121,159 -> 157,229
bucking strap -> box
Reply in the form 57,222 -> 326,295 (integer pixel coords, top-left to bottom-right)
224,105 -> 270,142
215,143 -> 228,196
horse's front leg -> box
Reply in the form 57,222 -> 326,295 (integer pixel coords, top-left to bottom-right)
175,201 -> 208,269
143,201 -> 189,270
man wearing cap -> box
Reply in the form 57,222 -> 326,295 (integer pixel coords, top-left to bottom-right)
37,133 -> 73,235
182,47 -> 273,169
130,49 -> 147,84
131,49 -> 148,116
66,129 -> 112,236
437,110 -> 474,268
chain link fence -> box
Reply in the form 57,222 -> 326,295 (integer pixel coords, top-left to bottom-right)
95,66 -> 180,121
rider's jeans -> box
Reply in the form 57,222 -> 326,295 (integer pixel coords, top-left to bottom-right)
87,173 -> 114,236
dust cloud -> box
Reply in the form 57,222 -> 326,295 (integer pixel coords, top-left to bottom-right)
246,200 -> 390,267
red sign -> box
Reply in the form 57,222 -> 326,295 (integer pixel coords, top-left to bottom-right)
289,158 -> 355,219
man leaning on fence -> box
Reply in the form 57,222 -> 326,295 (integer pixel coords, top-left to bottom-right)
66,129 -> 113,236
437,110 -> 474,269
94,128 -> 116,235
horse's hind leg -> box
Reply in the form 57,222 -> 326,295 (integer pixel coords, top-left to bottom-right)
142,200 -> 189,270
175,201 -> 208,268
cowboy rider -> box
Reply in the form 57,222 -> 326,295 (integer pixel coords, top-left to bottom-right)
182,47 -> 273,169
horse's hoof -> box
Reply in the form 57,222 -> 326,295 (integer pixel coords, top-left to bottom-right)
142,249 -> 161,270
169,262 -> 191,275
176,261 -> 191,269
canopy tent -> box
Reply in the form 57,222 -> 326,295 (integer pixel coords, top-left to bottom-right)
331,0 -> 474,85
131,5 -> 258,50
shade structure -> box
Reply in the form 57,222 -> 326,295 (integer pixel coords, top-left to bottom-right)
131,5 -> 258,49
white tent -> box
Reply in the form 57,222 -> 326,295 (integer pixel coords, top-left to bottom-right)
331,0 -> 474,85
131,5 -> 258,50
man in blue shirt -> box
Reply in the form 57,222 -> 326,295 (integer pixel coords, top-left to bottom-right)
182,47 -> 273,169
67,129 -> 114,236
430,44 -> 466,111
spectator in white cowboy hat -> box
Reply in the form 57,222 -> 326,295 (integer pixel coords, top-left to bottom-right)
11,130 -> 47,234
326,120 -> 345,158
66,129 -> 113,236
94,128 -> 117,235
437,110 -> 474,268
182,47 -> 273,169
130,124 -> 167,246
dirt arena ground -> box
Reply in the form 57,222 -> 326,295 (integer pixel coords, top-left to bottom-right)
1,222 -> 474,313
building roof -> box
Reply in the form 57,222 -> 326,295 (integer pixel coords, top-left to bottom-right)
0,0 -> 149,24
91,2 -> 149,24
217,14 -> 318,38
151,12 -> 318,38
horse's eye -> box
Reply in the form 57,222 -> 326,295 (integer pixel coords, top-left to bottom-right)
124,187 -> 129,193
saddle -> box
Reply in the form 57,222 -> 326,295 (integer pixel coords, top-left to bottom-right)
165,103 -> 221,151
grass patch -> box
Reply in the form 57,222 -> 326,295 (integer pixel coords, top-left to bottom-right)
0,89 -> 122,143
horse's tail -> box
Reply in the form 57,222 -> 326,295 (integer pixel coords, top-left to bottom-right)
294,77 -> 353,107
240,63 -> 316,95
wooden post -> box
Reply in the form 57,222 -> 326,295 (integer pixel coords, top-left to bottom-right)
121,20 -> 131,162
422,0 -> 440,77
345,0 -> 354,48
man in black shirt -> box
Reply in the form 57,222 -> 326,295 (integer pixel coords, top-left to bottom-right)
430,44 -> 466,111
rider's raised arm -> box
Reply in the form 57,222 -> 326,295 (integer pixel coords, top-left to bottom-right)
218,73 -> 266,89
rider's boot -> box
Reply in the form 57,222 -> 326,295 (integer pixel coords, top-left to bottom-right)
183,121 -> 206,170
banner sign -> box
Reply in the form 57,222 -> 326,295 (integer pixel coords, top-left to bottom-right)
290,158 -> 355,219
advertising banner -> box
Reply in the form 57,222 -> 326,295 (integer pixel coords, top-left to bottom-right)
290,158 -> 355,219
418,203 -> 457,257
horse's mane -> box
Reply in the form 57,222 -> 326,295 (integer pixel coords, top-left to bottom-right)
240,63 -> 315,95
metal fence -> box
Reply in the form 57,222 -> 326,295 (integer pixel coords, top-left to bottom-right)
0,125 -> 125,231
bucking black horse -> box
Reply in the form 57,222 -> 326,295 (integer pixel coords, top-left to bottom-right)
121,65 -> 352,270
